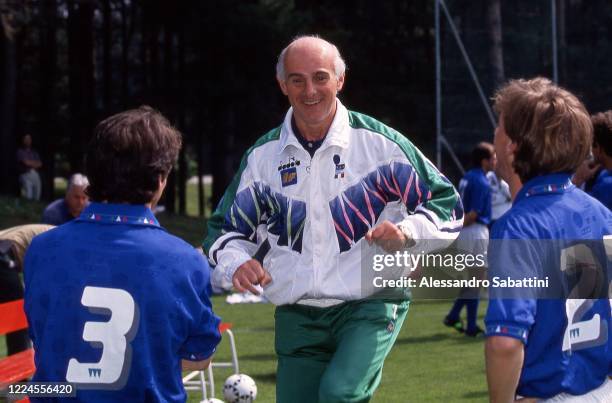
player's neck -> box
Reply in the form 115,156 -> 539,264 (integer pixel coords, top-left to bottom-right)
507,174 -> 522,201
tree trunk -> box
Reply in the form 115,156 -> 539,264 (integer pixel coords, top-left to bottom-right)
177,24 -> 187,216
161,16 -> 176,214
558,0 -> 567,83
487,0 -> 505,88
38,0 -> 58,201
67,0 -> 95,173
102,0 -> 112,115
0,12 -> 18,195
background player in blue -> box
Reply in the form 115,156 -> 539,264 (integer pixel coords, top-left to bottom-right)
444,142 -> 495,336
24,106 -> 221,402
573,110 -> 612,211
485,78 -> 612,402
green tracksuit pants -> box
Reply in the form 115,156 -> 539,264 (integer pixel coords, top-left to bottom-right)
275,299 -> 409,403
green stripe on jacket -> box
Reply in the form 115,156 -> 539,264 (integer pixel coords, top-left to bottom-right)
348,111 -> 459,223
202,126 -> 281,255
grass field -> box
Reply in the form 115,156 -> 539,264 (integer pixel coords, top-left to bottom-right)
195,298 -> 489,403
0,195 -> 490,402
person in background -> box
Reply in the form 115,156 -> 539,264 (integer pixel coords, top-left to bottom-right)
444,142 -> 495,337
42,173 -> 90,225
17,134 -> 42,201
486,170 -> 512,226
572,110 -> 612,210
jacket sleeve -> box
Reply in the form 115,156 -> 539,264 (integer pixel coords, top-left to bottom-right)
390,137 -> 464,252
203,151 -> 269,284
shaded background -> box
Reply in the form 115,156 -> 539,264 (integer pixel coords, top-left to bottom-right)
1,0 -> 611,215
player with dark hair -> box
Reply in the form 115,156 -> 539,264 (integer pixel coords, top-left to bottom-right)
485,78 -> 612,402
573,110 -> 612,210
25,106 -> 221,401
444,142 -> 495,336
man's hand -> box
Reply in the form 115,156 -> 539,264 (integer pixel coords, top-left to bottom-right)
233,259 -> 272,295
182,358 -> 212,371
365,220 -> 414,253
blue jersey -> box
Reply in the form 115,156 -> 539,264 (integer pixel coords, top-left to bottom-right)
591,169 -> 612,211
458,168 -> 492,225
24,203 -> 221,402
485,173 -> 612,398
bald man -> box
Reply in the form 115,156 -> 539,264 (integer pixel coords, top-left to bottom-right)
204,36 -> 463,402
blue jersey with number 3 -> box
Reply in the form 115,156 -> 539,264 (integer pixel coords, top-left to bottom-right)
485,173 -> 612,398
24,203 -> 222,402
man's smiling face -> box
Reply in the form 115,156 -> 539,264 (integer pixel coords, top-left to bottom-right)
278,38 -> 345,138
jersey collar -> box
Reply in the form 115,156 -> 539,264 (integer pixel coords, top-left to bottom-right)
77,202 -> 161,227
515,173 -> 574,204
278,98 -> 350,154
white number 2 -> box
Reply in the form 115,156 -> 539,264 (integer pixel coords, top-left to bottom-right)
66,286 -> 138,388
560,240 -> 610,353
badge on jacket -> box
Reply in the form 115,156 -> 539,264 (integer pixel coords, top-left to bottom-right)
333,154 -> 345,179
279,157 -> 300,187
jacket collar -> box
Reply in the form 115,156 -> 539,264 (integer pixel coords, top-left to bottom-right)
278,98 -> 350,154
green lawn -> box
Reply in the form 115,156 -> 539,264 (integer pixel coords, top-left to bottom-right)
195,299 -> 488,403
1,195 -> 490,402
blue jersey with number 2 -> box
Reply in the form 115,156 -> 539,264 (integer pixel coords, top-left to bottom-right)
485,173 -> 612,398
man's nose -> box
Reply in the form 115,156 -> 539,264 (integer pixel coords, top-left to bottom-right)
304,79 -> 316,95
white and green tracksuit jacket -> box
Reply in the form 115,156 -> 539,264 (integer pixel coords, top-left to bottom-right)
204,100 -> 463,306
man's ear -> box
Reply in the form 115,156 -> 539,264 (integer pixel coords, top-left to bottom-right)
159,174 -> 168,191
337,73 -> 345,92
278,78 -> 288,96
508,140 -> 518,157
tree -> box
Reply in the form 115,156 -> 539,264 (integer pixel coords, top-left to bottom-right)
487,0 -> 504,87
0,1 -> 24,194
67,0 -> 95,173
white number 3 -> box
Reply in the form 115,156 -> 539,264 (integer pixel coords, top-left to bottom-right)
66,286 -> 138,389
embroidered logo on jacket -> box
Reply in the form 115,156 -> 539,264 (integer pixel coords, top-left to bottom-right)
333,154 -> 345,179
278,157 -> 300,187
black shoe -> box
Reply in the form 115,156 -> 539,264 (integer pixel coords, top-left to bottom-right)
464,326 -> 484,337
443,317 -> 464,333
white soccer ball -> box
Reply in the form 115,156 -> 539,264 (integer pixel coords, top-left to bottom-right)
223,374 -> 257,402
200,399 -> 224,403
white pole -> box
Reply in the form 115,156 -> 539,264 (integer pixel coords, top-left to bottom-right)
435,0 -> 442,169
440,0 -> 496,128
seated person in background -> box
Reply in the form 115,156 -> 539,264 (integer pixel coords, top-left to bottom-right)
41,173 -> 90,225
0,224 -> 54,355
572,110 -> 612,210
25,106 -> 221,402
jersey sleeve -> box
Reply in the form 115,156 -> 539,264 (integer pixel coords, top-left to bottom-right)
179,254 -> 222,361
485,217 -> 540,344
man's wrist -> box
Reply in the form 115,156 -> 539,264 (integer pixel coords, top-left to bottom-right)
396,222 -> 416,248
